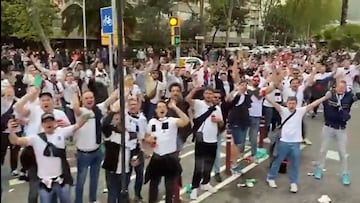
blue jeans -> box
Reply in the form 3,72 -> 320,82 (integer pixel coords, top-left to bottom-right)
263,106 -> 273,136
249,117 -> 261,156
106,171 -> 129,203
126,161 -> 144,197
230,125 -> 249,153
75,149 -> 103,203
267,141 -> 301,184
212,135 -> 222,174
39,183 -> 70,203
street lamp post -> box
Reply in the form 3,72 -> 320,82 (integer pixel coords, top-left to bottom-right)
115,0 -> 128,201
82,0 -> 87,49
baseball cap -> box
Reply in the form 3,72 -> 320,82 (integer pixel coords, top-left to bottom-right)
41,112 -> 55,122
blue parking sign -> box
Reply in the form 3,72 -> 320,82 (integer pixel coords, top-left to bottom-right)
100,7 -> 113,34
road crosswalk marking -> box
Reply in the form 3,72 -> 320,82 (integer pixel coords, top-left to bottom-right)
187,144 -> 306,203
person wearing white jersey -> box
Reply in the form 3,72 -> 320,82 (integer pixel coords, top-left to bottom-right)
265,92 -> 332,193
7,112 -> 89,203
72,89 -> 118,203
144,100 -> 190,203
14,87 -> 70,203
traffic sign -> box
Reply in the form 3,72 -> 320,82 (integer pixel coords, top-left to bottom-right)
195,35 -> 204,40
100,7 -> 113,34
101,21 -> 125,46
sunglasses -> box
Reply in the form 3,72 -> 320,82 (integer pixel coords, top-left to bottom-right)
50,74 -> 56,76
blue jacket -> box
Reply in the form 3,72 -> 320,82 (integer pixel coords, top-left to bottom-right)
323,91 -> 357,128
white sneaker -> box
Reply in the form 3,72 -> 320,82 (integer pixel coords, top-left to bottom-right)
190,189 -> 198,200
263,137 -> 271,144
290,183 -> 298,193
303,138 -> 312,145
266,179 -> 277,188
200,183 -> 218,193
11,170 -> 19,177
102,188 -> 108,193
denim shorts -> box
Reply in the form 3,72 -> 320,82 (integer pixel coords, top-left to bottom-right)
230,125 -> 248,145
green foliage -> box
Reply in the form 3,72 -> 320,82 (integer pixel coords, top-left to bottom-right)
206,0 -> 249,33
61,1 -> 137,38
133,0 -> 175,47
181,19 -> 202,41
315,24 -> 360,50
263,4 -> 294,44
1,0 -> 58,40
263,0 -> 342,39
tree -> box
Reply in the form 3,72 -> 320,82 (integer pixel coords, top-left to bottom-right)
207,0 -> 248,46
134,0 -> 175,47
61,0 -> 137,39
259,0 -> 282,44
262,0 -> 342,42
340,0 -> 349,26
1,0 -> 58,52
263,4 -> 294,45
181,19 -> 202,41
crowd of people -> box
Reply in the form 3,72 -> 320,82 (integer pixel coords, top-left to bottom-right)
1,45 -> 360,203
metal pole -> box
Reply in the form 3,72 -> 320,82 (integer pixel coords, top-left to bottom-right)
116,0 -> 128,201
109,34 -> 114,91
82,0 -> 87,49
176,46 -> 180,66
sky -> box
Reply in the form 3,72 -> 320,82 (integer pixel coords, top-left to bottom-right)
348,0 -> 360,21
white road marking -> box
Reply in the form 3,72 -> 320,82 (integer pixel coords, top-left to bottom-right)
326,150 -> 349,161
158,147 -> 253,203
8,142 -> 231,186
188,144 -> 306,203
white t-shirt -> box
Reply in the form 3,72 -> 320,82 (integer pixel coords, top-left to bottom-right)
335,66 -> 359,91
222,81 -> 231,96
150,81 -> 166,104
103,131 -> 130,174
193,100 -> 223,143
147,117 -> 179,156
74,102 -> 106,151
279,106 -> 306,143
63,81 -> 79,103
125,85 -> 141,99
314,72 -> 333,81
282,85 -> 305,108
125,112 -> 147,150
263,89 -> 282,107
249,94 -> 263,117
25,126 -> 74,179
22,105 -> 70,136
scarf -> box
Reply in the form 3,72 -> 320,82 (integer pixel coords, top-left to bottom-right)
92,106 -> 103,144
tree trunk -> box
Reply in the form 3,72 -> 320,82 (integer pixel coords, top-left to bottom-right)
26,1 -> 54,55
283,33 -> 288,46
225,0 -> 234,48
211,27 -> 219,45
340,0 -> 348,26
262,29 -> 267,45
199,0 -> 205,50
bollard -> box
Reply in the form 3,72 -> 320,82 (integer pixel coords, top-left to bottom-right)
225,130 -> 232,175
173,176 -> 180,203
258,116 -> 266,148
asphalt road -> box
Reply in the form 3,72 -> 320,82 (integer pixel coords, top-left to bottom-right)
1,104 -> 360,203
